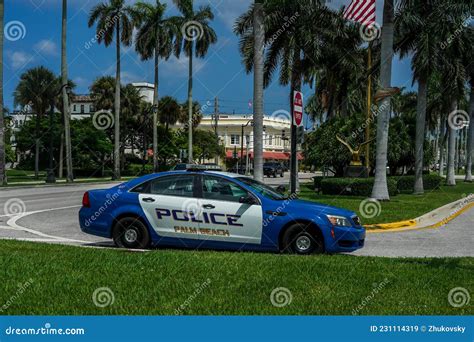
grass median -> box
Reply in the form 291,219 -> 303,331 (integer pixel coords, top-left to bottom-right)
299,182 -> 474,225
0,240 -> 472,315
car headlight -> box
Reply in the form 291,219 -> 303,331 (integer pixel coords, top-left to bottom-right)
326,215 -> 352,227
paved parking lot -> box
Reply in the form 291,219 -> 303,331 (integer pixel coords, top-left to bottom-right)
1,179 -> 472,257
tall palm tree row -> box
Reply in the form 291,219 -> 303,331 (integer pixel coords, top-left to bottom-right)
171,0 -> 217,163
131,0 -> 174,172
88,0 -> 134,180
0,0 -> 5,185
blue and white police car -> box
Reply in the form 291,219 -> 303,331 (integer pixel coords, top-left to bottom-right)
79,166 -> 365,254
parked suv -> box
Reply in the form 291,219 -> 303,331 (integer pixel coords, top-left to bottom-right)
263,162 -> 284,178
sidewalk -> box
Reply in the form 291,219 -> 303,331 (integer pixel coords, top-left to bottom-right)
366,194 -> 474,232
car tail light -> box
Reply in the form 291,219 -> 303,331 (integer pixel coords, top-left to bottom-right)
82,192 -> 91,208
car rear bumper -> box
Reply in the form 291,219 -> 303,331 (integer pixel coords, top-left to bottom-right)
79,207 -> 112,238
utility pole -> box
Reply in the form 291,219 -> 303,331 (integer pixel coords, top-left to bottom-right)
214,97 -> 219,164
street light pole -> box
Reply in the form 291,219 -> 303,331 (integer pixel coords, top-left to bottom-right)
241,119 -> 253,173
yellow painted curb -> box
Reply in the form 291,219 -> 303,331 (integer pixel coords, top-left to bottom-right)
365,200 -> 474,234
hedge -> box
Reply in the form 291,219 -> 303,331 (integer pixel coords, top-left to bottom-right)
320,177 -> 398,197
393,174 -> 443,192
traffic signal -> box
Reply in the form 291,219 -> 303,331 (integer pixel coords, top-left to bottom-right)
297,126 -> 305,144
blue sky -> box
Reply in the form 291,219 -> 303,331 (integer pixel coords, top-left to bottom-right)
5,0 -> 413,117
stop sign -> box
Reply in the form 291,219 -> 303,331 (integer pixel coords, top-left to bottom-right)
293,91 -> 303,127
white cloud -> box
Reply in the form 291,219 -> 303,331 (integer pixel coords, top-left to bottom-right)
7,51 -> 33,69
34,39 -> 58,56
162,55 -> 205,76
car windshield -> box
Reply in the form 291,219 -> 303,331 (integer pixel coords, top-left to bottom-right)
236,177 -> 286,200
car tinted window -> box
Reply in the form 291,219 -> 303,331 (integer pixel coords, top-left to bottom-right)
202,176 -> 248,203
132,175 -> 195,197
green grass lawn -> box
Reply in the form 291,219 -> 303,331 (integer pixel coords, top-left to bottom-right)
0,240 -> 472,315
299,182 -> 474,225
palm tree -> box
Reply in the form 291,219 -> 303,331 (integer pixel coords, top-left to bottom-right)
14,67 -> 59,179
179,100 -> 202,130
371,0 -> 395,200
88,0 -> 134,180
62,0 -> 73,182
0,0 -> 5,185
158,96 -> 181,132
90,76 -> 115,110
235,0 -> 332,190
253,0 -> 265,182
463,28 -> 474,182
132,0 -> 174,172
171,0 -> 217,163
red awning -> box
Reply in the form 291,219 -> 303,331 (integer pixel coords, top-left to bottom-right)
226,150 -> 303,161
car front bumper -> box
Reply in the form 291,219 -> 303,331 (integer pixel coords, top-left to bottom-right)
325,226 -> 366,253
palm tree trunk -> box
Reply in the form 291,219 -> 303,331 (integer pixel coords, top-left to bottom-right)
187,45 -> 193,163
62,0 -> 73,182
253,0 -> 265,182
439,118 -> 446,176
59,132 -> 64,179
0,0 -> 5,185
465,85 -> 474,182
113,22 -> 121,180
446,100 -> 457,186
414,76 -> 428,194
371,0 -> 394,200
153,42 -> 159,172
35,114 -> 40,179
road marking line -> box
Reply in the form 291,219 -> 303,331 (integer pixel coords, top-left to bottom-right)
2,205 -> 89,243
0,205 -> 81,218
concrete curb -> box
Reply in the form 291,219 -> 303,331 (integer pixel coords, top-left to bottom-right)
365,194 -> 474,233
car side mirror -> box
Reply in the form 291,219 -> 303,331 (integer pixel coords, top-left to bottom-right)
239,195 -> 257,205
275,185 -> 286,194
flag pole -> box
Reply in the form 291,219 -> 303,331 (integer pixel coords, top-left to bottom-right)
365,44 -> 372,169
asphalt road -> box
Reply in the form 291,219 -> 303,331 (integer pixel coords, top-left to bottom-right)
0,178 -> 472,257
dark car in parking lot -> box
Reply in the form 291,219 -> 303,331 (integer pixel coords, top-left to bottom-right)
263,162 -> 284,178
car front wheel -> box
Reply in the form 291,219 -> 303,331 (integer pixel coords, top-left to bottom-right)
113,217 -> 150,249
281,223 -> 324,255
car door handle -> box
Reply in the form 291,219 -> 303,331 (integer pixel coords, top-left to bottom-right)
142,197 -> 155,203
202,204 -> 215,209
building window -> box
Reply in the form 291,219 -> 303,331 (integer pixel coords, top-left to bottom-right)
245,135 -> 250,145
268,135 -> 273,146
80,105 -> 85,114
230,134 -> 240,145
73,105 -> 77,112
90,105 -> 95,113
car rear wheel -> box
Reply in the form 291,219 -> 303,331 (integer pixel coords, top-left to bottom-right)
281,223 -> 324,255
113,217 -> 150,249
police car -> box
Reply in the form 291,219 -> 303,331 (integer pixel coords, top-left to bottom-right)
79,166 -> 365,254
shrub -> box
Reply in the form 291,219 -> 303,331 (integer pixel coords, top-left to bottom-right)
320,177 -> 398,197
313,176 -> 325,192
394,174 -> 443,192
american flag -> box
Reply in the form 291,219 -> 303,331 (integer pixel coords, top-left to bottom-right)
343,0 -> 376,26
